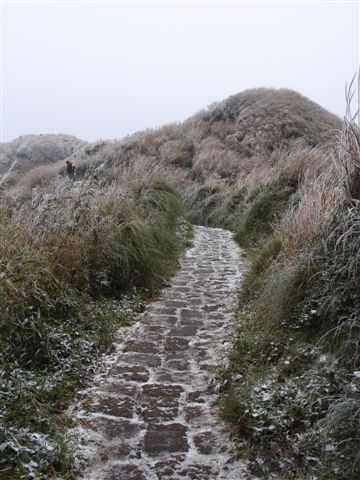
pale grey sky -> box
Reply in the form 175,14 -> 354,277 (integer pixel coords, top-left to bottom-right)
1,1 -> 359,142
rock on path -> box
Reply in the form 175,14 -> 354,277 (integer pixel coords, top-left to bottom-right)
72,226 -> 247,479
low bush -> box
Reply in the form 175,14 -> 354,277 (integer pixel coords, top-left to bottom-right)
0,296 -> 144,478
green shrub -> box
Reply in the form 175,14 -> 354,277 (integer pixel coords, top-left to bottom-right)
183,184 -> 247,229
235,178 -> 297,248
239,236 -> 282,302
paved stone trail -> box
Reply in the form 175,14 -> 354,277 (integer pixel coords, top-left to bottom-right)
73,226 -> 247,480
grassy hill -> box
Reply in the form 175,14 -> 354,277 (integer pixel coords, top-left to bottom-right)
0,134 -> 86,175
2,88 -> 340,191
1,87 -> 358,480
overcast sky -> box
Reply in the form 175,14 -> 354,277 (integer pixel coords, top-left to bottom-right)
1,1 -> 359,143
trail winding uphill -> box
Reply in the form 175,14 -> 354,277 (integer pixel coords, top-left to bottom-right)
72,226 -> 247,480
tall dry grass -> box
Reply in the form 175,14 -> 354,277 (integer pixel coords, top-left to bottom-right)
0,158 -> 189,476
0,161 -> 186,331
220,85 -> 360,479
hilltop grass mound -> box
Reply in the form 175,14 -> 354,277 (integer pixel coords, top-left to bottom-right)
2,88 -> 341,195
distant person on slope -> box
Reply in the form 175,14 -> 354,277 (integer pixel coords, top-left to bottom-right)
66,160 -> 76,180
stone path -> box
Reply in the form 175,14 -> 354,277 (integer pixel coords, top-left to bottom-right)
72,226 -> 247,480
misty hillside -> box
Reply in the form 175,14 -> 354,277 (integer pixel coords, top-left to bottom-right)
1,87 -> 359,480
0,133 -> 86,175
2,88 -> 341,190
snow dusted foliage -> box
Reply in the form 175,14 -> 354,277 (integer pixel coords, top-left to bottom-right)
206,88 -> 341,148
218,90 -> 359,479
0,133 -> 86,175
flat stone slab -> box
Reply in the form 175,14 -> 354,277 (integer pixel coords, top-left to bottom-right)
187,390 -> 209,403
140,405 -> 178,422
180,309 -> 204,320
121,353 -> 161,368
166,359 -> 190,371
162,300 -> 189,308
103,443 -> 132,459
109,365 -> 150,382
144,423 -> 188,455
164,336 -> 190,352
150,307 -> 178,316
202,303 -> 225,312
145,314 -> 178,326
169,326 -> 198,337
141,384 -> 183,409
177,464 -> 218,479
184,405 -> 207,424
155,369 -> 189,384
179,318 -> 203,327
89,417 -> 140,440
125,341 -> 159,354
154,455 -> 185,478
105,382 -> 138,397
193,431 -> 221,454
105,464 -> 147,480
88,397 -> 134,418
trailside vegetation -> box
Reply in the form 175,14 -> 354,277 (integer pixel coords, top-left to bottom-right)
0,162 -> 189,478
218,90 -> 360,479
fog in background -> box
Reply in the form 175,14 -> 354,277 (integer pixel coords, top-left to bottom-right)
1,1 -> 359,143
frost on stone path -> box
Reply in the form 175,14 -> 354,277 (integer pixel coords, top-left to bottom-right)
72,226 -> 247,480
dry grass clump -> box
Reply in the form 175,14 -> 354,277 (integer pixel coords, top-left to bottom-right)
75,88 -> 341,196
6,160 -> 65,197
192,136 -> 241,180
159,138 -> 194,168
338,90 -> 360,201
274,168 -> 340,259
249,92 -> 359,335
4,149 -> 105,202
182,142 -> 334,237
183,144 -> 333,243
